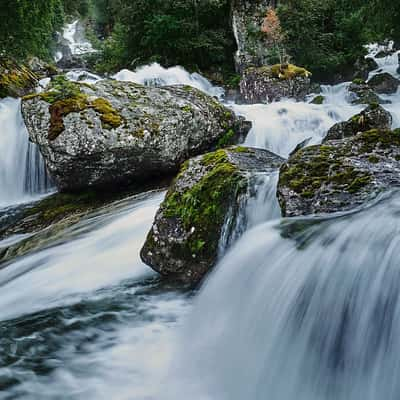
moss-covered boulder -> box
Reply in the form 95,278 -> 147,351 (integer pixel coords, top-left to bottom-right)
323,104 -> 392,142
367,72 -> 400,94
278,129 -> 400,217
140,146 -> 284,285
21,77 -> 251,192
0,57 -> 37,98
240,64 -> 312,103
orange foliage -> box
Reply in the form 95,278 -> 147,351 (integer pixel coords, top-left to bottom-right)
261,7 -> 283,44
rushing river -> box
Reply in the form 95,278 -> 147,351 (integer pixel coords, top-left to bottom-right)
0,21 -> 400,398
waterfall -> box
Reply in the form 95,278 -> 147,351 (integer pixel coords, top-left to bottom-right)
0,98 -> 51,207
166,191 -> 400,400
113,63 -> 224,99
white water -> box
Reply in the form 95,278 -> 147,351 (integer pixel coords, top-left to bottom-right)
113,63 -> 224,99
63,20 -> 95,56
0,41 -> 400,399
0,98 -> 50,207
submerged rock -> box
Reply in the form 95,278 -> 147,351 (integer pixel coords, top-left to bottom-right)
0,57 -> 37,98
140,146 -> 284,285
323,104 -> 392,142
22,77 -> 251,192
367,72 -> 400,94
278,129 -> 400,217
240,64 -> 312,103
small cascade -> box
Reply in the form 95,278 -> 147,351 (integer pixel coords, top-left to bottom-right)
113,63 -> 224,98
62,20 -> 95,56
219,172 -> 279,255
0,98 -> 51,207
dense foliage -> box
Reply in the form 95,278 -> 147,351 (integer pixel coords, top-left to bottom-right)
90,0 -> 236,75
277,0 -> 368,80
0,0 -> 64,60
1,0 -> 400,81
277,0 -> 400,80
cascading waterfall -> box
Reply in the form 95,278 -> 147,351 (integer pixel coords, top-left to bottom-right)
113,63 -> 224,99
1,35 -> 400,398
0,98 -> 51,207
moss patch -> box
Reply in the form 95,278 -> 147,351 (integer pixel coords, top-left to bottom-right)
163,149 -> 244,257
24,76 -> 123,140
91,98 -> 122,128
270,64 -> 312,80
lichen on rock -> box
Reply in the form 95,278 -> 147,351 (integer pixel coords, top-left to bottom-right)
278,129 -> 400,217
22,78 -> 251,192
323,104 -> 392,142
0,57 -> 38,98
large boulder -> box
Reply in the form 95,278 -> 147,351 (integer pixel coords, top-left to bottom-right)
367,72 -> 400,94
232,0 -> 276,73
240,64 -> 312,103
140,146 -> 284,285
278,129 -> 400,217
323,104 -> 392,142
348,81 -> 390,105
22,77 -> 251,192
0,57 -> 38,98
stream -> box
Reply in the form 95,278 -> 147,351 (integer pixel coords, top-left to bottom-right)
0,22 -> 400,399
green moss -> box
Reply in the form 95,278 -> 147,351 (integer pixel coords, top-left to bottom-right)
181,105 -> 193,113
91,97 -> 122,128
163,149 -> 244,257
25,191 -> 99,223
310,95 -> 325,105
0,58 -> 37,98
230,146 -> 251,153
270,64 -> 312,80
368,155 -> 379,163
352,78 -> 365,85
217,129 -> 235,148
280,144 -> 372,198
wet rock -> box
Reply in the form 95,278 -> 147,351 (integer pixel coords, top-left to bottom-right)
331,57 -> 378,84
278,129 -> 400,217
348,81 -> 391,105
0,57 -> 38,98
367,72 -> 400,94
375,49 -> 395,58
141,146 -> 284,285
21,77 -> 251,192
240,64 -> 312,103
27,57 -> 59,79
323,104 -> 392,142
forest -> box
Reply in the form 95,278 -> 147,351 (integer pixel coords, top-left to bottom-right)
1,0 -> 399,80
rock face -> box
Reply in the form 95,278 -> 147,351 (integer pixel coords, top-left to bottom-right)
368,72 -> 400,94
334,57 -> 379,83
348,81 -> 390,105
141,146 -> 284,285
232,0 -> 276,72
323,105 -> 392,142
278,129 -> 400,217
240,64 -> 312,103
22,77 -> 251,192
0,57 -> 37,98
